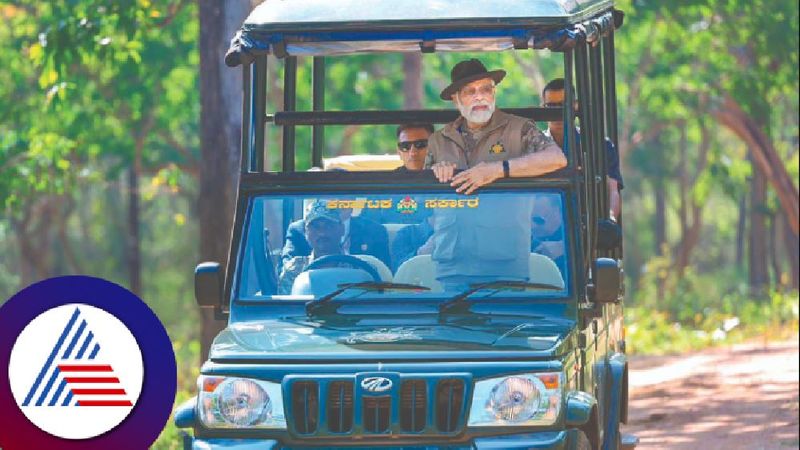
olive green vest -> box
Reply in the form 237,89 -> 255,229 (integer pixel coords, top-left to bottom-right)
427,110 -> 530,168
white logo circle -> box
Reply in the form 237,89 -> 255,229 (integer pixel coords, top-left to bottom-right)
8,303 -> 144,439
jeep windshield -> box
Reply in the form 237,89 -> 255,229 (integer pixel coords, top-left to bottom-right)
236,189 -> 571,305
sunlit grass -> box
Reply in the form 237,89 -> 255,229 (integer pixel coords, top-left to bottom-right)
626,290 -> 799,355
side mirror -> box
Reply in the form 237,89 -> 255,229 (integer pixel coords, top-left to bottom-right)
195,262 -> 222,307
593,257 -> 621,303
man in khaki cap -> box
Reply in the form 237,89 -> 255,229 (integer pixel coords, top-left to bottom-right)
427,59 -> 567,194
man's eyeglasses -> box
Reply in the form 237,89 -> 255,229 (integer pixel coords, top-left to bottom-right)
459,83 -> 495,99
398,139 -> 429,152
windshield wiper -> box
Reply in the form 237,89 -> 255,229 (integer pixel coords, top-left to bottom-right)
306,282 -> 430,316
438,280 -> 563,315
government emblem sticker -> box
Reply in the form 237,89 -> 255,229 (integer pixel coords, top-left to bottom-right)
0,276 -> 177,450
396,196 -> 418,214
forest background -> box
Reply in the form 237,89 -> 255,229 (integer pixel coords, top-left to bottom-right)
1,1 -> 797,447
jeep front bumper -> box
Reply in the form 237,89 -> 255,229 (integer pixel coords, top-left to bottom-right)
185,429 -> 585,449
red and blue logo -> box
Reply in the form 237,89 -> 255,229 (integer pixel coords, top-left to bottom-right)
0,276 -> 176,449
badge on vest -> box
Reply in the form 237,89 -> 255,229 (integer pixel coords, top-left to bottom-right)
489,142 -> 505,154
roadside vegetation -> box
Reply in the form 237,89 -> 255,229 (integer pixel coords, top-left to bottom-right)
626,265 -> 799,355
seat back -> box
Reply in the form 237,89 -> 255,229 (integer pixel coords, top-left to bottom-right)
292,268 -> 372,296
352,254 -> 393,282
394,255 -> 443,292
528,253 -> 565,289
383,223 -> 409,252
394,254 -> 563,292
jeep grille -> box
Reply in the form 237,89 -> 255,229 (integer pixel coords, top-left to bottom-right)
286,376 -> 468,438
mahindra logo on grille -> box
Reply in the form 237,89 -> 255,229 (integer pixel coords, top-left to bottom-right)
360,376 -> 393,393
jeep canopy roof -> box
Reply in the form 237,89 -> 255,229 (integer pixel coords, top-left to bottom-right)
225,0 -> 620,63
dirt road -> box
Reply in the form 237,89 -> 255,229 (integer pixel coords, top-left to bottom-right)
621,338 -> 799,450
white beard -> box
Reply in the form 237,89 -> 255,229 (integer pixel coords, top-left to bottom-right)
456,97 -> 495,125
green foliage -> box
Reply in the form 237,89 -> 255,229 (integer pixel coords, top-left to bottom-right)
626,290 -> 799,355
627,252 -> 799,355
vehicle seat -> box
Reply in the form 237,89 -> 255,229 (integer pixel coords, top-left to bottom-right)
291,268 -> 373,296
528,253 -> 565,289
383,223 -> 409,251
352,254 -> 393,282
394,255 -> 443,292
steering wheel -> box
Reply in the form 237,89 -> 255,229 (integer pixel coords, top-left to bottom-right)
304,254 -> 382,282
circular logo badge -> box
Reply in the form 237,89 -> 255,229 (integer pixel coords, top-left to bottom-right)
9,304 -> 144,439
0,276 -> 176,450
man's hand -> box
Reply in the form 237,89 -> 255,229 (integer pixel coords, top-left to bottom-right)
431,161 -> 457,183
451,161 -> 502,195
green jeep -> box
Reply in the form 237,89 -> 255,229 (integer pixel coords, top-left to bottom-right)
175,1 -> 635,449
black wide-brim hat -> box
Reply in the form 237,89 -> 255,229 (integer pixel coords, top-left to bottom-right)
440,58 -> 506,100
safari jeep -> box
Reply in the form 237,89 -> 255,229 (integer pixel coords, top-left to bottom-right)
175,1 -> 636,449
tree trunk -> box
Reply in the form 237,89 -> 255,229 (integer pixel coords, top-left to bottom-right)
654,181 -> 667,256
126,167 -> 142,297
676,126 -> 688,267
12,198 -> 58,286
714,95 -> 799,237
674,123 -> 710,273
198,0 -> 252,361
735,195 -> 747,269
56,197 -> 82,274
402,53 -> 423,110
784,212 -> 800,290
125,113 -> 155,298
769,215 -> 782,288
653,180 -> 667,301
748,164 -> 769,296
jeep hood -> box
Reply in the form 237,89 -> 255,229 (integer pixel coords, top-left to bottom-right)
208,316 -> 575,362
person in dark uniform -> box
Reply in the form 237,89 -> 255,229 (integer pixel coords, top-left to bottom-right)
280,202 -> 391,269
278,201 -> 347,294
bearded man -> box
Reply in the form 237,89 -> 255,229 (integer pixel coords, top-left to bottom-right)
426,59 -> 567,194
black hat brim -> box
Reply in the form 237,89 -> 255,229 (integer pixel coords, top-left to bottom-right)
439,69 -> 506,100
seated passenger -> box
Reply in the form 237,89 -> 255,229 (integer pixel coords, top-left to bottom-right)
395,123 -> 434,172
391,209 -> 434,271
278,201 -> 346,294
360,123 -> 435,226
530,195 -> 566,274
280,201 -> 391,268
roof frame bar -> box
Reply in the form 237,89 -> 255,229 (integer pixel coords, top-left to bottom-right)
267,107 -> 564,127
281,56 -> 298,172
311,57 -> 326,168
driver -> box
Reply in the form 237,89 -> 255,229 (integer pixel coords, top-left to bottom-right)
277,201 -> 345,294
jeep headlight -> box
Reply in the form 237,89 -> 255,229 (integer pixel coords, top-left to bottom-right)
198,376 -> 286,429
468,373 -> 562,426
